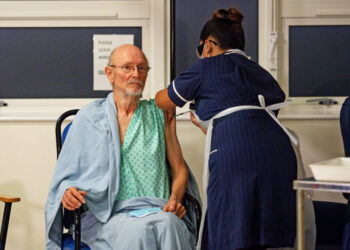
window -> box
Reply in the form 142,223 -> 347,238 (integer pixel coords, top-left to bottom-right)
259,0 -> 350,116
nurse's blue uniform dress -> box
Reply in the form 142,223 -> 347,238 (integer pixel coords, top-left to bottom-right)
168,50 -> 297,249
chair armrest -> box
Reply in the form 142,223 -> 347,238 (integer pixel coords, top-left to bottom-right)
183,192 -> 201,221
0,195 -> 20,203
74,209 -> 81,250
183,192 -> 202,243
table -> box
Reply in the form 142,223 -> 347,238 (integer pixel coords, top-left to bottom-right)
293,178 -> 350,250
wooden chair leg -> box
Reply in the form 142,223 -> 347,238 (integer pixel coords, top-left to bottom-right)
0,203 -> 12,249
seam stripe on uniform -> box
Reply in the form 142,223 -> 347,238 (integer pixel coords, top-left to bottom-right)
172,80 -> 190,103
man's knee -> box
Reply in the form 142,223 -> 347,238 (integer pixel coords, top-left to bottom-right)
154,212 -> 192,249
155,212 -> 188,234
158,212 -> 180,224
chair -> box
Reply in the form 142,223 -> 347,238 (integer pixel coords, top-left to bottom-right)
55,109 -> 89,250
55,109 -> 202,250
340,97 -> 350,249
340,97 -> 350,157
308,98 -> 350,249
0,194 -> 20,250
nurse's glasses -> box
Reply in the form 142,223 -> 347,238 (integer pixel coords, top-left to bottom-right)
196,40 -> 218,59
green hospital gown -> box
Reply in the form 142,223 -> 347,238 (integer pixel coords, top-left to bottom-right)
116,99 -> 170,201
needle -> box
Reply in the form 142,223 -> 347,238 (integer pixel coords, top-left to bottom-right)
175,111 -> 190,117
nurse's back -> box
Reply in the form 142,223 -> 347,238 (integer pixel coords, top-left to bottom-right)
196,52 -> 285,120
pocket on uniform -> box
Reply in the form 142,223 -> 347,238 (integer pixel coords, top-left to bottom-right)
208,149 -> 219,194
208,149 -> 218,175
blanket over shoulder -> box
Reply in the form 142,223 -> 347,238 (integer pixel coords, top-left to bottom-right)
45,93 -> 201,249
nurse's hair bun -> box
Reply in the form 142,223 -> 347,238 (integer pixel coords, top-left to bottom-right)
213,7 -> 244,23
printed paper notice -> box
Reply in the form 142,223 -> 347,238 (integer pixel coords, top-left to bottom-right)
93,34 -> 134,90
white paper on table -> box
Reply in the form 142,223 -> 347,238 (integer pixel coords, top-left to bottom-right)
93,34 -> 134,91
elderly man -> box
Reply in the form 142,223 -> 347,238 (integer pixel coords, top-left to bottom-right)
45,45 -> 199,249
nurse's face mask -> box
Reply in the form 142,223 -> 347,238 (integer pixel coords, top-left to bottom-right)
196,40 -> 218,59
196,42 -> 205,59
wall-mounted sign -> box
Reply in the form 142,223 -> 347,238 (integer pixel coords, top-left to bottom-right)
93,34 -> 134,90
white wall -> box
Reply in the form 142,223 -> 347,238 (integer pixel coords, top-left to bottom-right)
0,121 -> 57,250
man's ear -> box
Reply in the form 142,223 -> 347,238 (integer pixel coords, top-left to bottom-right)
105,66 -> 114,84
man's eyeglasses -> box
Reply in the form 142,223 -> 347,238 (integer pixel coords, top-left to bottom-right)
109,64 -> 151,74
196,40 -> 218,59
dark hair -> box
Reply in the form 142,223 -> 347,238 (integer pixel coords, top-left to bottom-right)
200,7 -> 245,51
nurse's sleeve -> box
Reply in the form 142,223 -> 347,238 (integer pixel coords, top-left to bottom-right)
167,61 -> 203,107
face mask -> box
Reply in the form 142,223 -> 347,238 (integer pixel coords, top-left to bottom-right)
201,44 -> 205,59
196,44 -> 205,59
128,207 -> 162,217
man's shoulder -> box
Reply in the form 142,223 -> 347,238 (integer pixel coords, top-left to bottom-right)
80,98 -> 105,113
139,99 -> 162,112
75,98 -> 107,122
139,99 -> 155,107
139,99 -> 164,120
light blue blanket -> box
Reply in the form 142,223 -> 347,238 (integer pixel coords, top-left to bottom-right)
45,93 -> 201,249
78,197 -> 194,249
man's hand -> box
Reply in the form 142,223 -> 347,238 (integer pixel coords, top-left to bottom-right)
189,112 -> 201,128
190,112 -> 207,134
163,199 -> 186,219
62,187 -> 87,211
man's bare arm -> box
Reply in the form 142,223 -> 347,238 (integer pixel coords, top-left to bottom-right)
163,109 -> 188,219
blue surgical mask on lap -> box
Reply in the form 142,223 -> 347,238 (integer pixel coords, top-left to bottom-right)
128,207 -> 162,217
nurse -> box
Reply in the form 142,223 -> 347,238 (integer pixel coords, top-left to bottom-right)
155,7 -> 297,250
